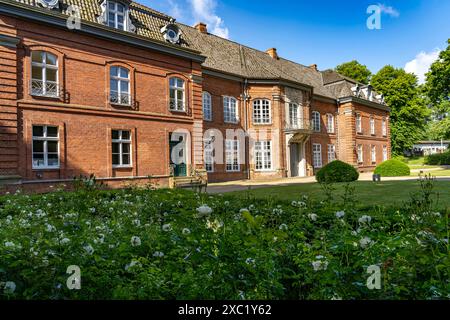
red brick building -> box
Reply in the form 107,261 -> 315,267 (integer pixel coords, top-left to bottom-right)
0,0 -> 390,191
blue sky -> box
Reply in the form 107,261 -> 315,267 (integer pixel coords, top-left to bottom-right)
142,0 -> 449,82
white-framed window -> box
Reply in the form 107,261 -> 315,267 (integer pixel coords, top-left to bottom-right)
31,51 -> 59,97
107,1 -> 127,31
224,96 -> 238,124
253,99 -> 271,124
327,144 -> 336,163
112,130 -> 132,167
169,77 -> 186,111
357,144 -> 364,163
203,92 -> 212,121
204,137 -> 214,173
383,145 -> 388,161
312,111 -> 321,132
288,103 -> 300,128
313,144 -> 322,168
255,141 -> 272,171
32,125 -> 59,169
371,145 -> 377,163
382,117 -> 387,137
326,114 -> 335,134
356,113 -> 362,133
110,66 -> 130,105
225,139 -> 240,172
370,116 -> 375,135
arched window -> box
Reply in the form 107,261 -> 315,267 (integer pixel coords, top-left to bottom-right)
203,92 -> 212,121
110,66 -> 130,105
312,111 -> 321,132
31,51 -> 59,97
253,99 -> 271,124
223,96 -> 238,124
169,77 -> 186,111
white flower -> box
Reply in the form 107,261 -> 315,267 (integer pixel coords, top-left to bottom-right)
291,201 -> 298,207
358,215 -> 372,224
132,219 -> 141,227
272,208 -> 283,215
182,228 -> 191,235
89,208 -> 96,213
196,205 -> 213,217
351,231 -> 358,236
4,241 -> 15,248
298,201 -> 307,208
359,237 -> 372,249
45,223 -> 56,232
125,260 -> 142,271
336,211 -> 345,219
162,224 -> 172,232
308,214 -> 318,222
312,260 -> 328,271
83,244 -> 94,255
239,208 -> 249,214
224,201 -> 230,206
130,236 -> 141,247
279,224 -> 288,231
245,258 -> 255,265
249,204 -> 255,210
153,251 -> 164,258
206,219 -> 223,233
60,238 -> 70,245
3,281 -> 16,294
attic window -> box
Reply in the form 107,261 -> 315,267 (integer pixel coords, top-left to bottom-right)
107,1 -> 127,31
161,23 -> 181,44
37,0 -> 59,9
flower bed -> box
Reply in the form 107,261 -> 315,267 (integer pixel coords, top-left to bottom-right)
0,185 -> 448,300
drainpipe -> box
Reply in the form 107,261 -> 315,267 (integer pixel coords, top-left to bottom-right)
243,78 -> 251,180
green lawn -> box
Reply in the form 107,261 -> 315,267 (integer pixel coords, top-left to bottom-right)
230,180 -> 450,208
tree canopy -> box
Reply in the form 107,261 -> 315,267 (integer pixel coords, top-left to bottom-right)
335,60 -> 372,84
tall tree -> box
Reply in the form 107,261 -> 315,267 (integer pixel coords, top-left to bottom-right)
372,66 -> 430,155
335,60 -> 372,84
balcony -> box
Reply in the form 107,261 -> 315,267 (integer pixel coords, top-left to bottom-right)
109,91 -> 132,106
30,79 -> 60,98
169,99 -> 186,112
284,119 -> 313,134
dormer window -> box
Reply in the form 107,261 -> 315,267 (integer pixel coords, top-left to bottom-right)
37,0 -> 59,9
107,1 -> 127,30
161,22 -> 181,44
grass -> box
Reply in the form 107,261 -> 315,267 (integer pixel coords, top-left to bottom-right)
230,180 -> 450,208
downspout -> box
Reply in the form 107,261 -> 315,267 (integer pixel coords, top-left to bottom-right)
243,78 -> 251,180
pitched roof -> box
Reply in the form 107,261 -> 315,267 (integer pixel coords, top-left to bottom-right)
8,0 -> 385,105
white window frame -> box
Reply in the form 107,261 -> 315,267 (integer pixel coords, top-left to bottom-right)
382,117 -> 387,137
204,137 -> 214,173
370,116 -> 376,135
312,111 -> 321,132
110,66 -> 130,106
203,92 -> 212,121
224,96 -> 238,124
169,77 -> 186,112
288,103 -> 300,128
112,129 -> 132,168
357,145 -> 364,164
356,113 -> 362,134
326,113 -> 335,134
383,145 -> 388,161
371,145 -> 377,163
313,143 -> 322,168
254,141 -> 273,171
225,139 -> 240,172
327,144 -> 336,163
31,51 -> 59,98
253,99 -> 272,125
32,125 -> 60,169
107,0 -> 128,31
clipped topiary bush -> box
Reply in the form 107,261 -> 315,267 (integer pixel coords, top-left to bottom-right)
374,159 -> 411,177
316,160 -> 359,183
425,151 -> 450,165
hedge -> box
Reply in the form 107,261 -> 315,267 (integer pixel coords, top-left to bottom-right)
424,151 -> 450,165
316,160 -> 359,183
374,159 -> 411,177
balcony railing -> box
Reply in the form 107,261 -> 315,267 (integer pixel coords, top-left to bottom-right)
30,79 -> 59,98
285,119 -> 313,132
169,99 -> 186,112
110,91 -> 132,106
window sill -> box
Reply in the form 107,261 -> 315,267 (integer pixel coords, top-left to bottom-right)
253,122 -> 273,126
31,94 -> 62,100
169,109 -> 188,114
224,121 -> 239,125
255,169 -> 276,173
226,170 -> 241,173
32,167 -> 60,171
113,166 -> 133,169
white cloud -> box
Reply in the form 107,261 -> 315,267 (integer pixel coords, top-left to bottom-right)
167,0 -> 183,21
405,49 -> 441,84
189,0 -> 229,39
377,3 -> 400,17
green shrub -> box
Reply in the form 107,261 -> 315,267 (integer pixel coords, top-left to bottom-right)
425,151 -> 450,165
374,159 -> 411,177
316,160 -> 359,183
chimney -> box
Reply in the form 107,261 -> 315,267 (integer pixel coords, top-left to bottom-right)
194,22 -> 208,34
266,48 -> 278,60
309,64 -> 318,71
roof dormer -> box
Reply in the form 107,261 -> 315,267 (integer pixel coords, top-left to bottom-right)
98,0 -> 136,33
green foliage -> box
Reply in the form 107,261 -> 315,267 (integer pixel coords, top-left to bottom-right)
0,186 -> 448,300
426,39 -> 450,108
374,159 -> 411,177
316,160 -> 359,184
372,66 -> 430,155
335,60 -> 372,84
427,118 -> 450,141
424,151 -> 450,165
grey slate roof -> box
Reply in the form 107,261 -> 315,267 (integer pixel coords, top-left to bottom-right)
7,0 -> 384,104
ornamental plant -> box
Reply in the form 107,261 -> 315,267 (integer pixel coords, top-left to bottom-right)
316,160 -> 359,184
374,159 -> 411,177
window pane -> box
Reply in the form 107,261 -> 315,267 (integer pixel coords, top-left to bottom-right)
33,153 -> 44,167
45,53 -> 57,65
122,154 -> 130,165
170,89 -> 175,100
121,131 -> 130,140
46,69 -> 57,82
32,126 -> 44,137
120,81 -> 129,93
118,3 -> 125,12
177,90 -> 183,101
33,141 -> 44,153
110,66 -> 118,77
46,126 -> 58,137
32,51 -> 44,63
110,79 -> 118,92
32,66 -> 43,80
108,13 -> 115,26
48,154 -> 59,166
169,78 -> 176,87
108,1 -> 115,10
112,154 -> 120,165
122,143 -> 130,154
47,141 -> 58,153
119,67 -> 128,78
112,130 -> 119,140
117,15 -> 124,24
112,143 -> 120,154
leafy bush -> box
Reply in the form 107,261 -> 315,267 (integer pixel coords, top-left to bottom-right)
316,160 -> 359,183
374,159 -> 411,177
425,151 -> 450,165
